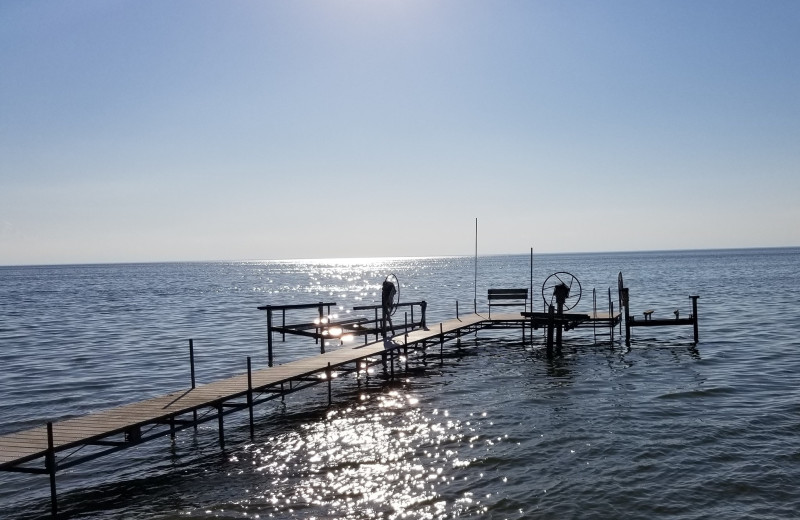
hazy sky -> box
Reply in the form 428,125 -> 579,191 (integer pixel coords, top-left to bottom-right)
2,1 -> 798,265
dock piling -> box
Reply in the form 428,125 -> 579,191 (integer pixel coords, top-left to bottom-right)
439,323 -> 444,363
623,288 -> 631,347
189,339 -> 196,388
691,295 -> 700,344
266,308 -> 274,367
326,363 -> 332,405
46,422 -> 57,518
247,357 -> 254,440
189,339 -> 198,430
546,305 -> 555,356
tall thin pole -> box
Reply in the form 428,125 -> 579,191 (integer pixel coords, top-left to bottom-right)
529,247 -> 534,344
47,422 -> 57,518
189,339 -> 196,389
247,356 -> 254,440
474,217 -> 478,313
189,338 -> 197,430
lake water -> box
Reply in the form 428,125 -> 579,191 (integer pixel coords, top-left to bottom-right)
1,249 -> 799,519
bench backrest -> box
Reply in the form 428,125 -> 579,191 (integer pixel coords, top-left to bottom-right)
488,288 -> 529,301
487,289 -> 528,316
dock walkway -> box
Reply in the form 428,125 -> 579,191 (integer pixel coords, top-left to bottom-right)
0,313 -> 489,471
0,310 -> 615,517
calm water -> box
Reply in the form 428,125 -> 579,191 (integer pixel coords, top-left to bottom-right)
1,249 -> 799,519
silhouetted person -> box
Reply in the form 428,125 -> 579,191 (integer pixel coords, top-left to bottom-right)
381,280 -> 396,338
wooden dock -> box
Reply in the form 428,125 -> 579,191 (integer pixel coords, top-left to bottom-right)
0,262 -> 706,520
0,307 -> 624,518
0,310 -> 502,516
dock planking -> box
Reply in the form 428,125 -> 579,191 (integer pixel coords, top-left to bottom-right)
0,313 -> 485,471
0,308 -> 624,517
0,310 -> 621,470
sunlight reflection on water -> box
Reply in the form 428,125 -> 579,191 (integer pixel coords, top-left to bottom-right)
216,391 -> 489,519
3,250 -> 800,519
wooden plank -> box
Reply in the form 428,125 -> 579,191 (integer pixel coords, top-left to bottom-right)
0,314 -> 496,470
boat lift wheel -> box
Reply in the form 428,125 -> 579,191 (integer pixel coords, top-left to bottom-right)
541,272 -> 582,311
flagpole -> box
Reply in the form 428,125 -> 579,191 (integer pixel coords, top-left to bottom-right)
474,217 -> 478,313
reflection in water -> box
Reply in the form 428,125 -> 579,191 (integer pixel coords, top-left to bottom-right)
3,251 -> 800,519
215,391 -> 490,519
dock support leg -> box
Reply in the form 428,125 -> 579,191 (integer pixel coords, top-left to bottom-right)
46,422 -> 57,519
267,308 -> 274,367
439,324 -> 444,365
691,295 -> 700,344
189,339 -> 196,388
247,357 -> 255,440
217,403 -> 225,448
623,289 -> 631,347
189,339 -> 198,430
546,305 -> 555,357
326,363 -> 333,406
404,344 -> 408,372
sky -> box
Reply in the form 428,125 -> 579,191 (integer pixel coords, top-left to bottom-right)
1,1 -> 798,265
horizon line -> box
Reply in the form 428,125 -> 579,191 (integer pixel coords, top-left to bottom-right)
1,245 -> 798,269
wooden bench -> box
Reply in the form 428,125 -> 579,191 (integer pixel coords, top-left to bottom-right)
488,288 -> 528,317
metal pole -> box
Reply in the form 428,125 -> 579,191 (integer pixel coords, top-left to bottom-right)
46,422 -> 57,518
530,248 -> 533,314
546,305 -> 555,357
316,303 -> 323,345
189,339 -> 196,388
326,362 -> 332,405
608,288 -> 614,341
623,288 -> 631,347
189,339 -> 197,429
247,357 -> 254,440
267,308 -> 274,367
593,288 -> 597,344
691,295 -> 700,344
474,217 -> 478,313
529,247 -> 533,339
439,323 -> 444,363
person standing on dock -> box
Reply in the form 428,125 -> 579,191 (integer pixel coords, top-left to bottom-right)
381,279 -> 396,338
